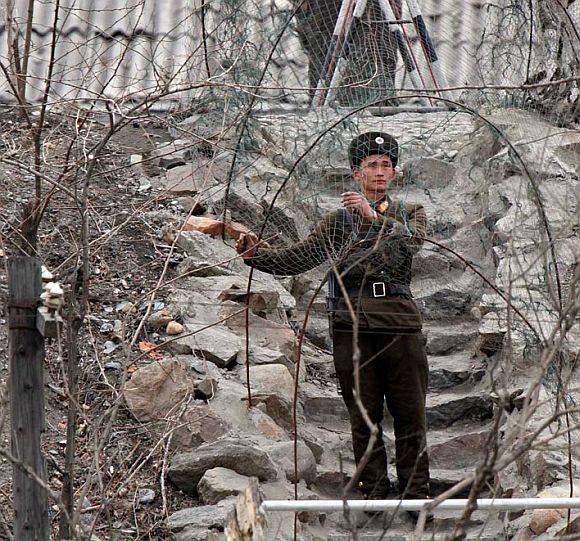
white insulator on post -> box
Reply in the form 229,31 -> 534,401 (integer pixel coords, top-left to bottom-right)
41,266 -> 54,281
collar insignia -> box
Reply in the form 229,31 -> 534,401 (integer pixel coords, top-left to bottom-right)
376,200 -> 389,214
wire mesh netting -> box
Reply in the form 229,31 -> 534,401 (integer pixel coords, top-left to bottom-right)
1,0 -> 578,400
1,0 -> 580,530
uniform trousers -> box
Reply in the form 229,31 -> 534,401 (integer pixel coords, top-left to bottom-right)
332,326 -> 430,498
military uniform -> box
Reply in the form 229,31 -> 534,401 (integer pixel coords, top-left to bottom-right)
246,196 -> 430,499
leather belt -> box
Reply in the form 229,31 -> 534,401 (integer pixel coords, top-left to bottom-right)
344,282 -> 412,298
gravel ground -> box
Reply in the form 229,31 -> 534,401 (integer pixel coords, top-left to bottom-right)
0,105 -> 192,540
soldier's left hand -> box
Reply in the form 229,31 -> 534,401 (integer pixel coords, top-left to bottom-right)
341,191 -> 375,220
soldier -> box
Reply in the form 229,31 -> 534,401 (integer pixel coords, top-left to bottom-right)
294,0 -> 402,105
235,132 -> 431,520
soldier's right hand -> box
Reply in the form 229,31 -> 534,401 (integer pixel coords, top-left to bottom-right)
235,232 -> 260,258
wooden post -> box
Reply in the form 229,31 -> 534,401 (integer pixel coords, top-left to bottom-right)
8,256 -> 49,540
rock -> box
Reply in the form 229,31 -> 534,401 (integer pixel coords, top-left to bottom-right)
511,528 -> 532,541
247,393 -> 298,431
417,282 -> 477,319
425,323 -> 480,355
428,430 -> 490,469
177,325 -> 240,368
429,469 -> 474,497
123,359 -> 193,422
265,441 -> 317,484
137,488 -> 156,504
238,344 -> 294,373
172,403 -> 230,451
173,231 -> 246,275
221,302 -> 296,359
198,467 -> 252,505
510,483 -> 580,539
260,480 -> 324,534
174,529 -> 225,541
194,378 -> 217,400
204,379 -> 257,433
403,157 -> 457,189
218,288 -> 280,316
426,392 -> 494,429
484,108 -> 580,178
531,451 -> 569,491
104,361 -> 122,371
297,425 -> 326,463
246,365 -> 295,401
248,408 -> 288,440
183,273 -> 295,313
529,508 -> 563,534
300,382 -> 348,424
169,438 -> 279,493
166,321 -> 184,335
147,309 -> 174,329
167,499 -> 233,532
183,216 -> 225,237
152,141 -> 191,169
428,353 -> 486,390
301,315 -> 331,351
177,257 -> 235,277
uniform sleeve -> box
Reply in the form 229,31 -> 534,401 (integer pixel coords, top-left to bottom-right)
378,203 -> 427,254
246,213 -> 346,275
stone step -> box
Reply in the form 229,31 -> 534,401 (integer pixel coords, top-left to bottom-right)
328,532 -> 498,541
426,391 -> 494,429
428,353 -> 486,390
324,509 -> 502,541
300,381 -> 349,425
301,368 -> 492,428
424,322 -> 480,355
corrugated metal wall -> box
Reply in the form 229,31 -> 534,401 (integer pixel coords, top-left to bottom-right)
0,0 -> 197,104
0,0 -> 576,106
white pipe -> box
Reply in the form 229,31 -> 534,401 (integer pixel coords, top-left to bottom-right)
261,498 -> 580,513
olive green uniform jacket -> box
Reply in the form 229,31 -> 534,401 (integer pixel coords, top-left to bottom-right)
248,199 -> 427,330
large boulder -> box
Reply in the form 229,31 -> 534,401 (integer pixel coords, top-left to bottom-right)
426,392 -> 494,429
264,441 -> 317,484
483,108 -> 580,179
171,403 -> 230,451
246,365 -> 295,401
173,230 -> 246,275
428,429 -> 491,469
402,157 -> 457,189
222,302 -> 297,361
198,468 -> 253,505
167,498 -> 233,540
123,359 -> 193,422
177,324 -> 241,369
168,438 -> 279,493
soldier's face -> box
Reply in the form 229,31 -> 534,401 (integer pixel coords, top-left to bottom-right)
352,154 -> 396,201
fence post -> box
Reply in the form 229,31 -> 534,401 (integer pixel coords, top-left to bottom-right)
8,256 -> 49,540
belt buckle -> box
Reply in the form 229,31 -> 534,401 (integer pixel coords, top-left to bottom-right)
372,282 -> 386,297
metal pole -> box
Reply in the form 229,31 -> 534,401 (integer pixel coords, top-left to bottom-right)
261,498 -> 580,513
404,0 -> 453,98
312,0 -> 358,107
323,0 -> 368,106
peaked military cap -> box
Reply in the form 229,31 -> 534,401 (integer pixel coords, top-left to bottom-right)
348,132 -> 399,169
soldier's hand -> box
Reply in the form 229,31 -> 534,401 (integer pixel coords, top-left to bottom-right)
235,232 -> 260,258
341,191 -> 376,220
